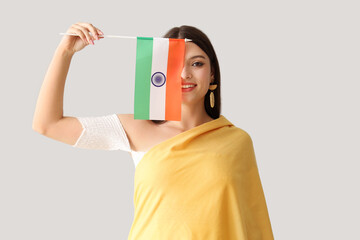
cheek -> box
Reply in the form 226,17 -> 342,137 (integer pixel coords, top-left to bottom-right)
198,76 -> 211,95
196,66 -> 211,81
199,70 -> 211,87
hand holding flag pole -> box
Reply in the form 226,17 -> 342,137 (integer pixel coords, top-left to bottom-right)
59,32 -> 186,121
59,33 -> 192,42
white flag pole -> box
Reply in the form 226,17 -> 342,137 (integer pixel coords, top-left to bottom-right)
59,33 -> 192,42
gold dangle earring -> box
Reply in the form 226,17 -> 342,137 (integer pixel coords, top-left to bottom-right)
209,82 -> 218,108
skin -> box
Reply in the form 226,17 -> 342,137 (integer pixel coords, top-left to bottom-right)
121,41 -> 216,152
176,41 -> 215,129
32,22 -> 216,153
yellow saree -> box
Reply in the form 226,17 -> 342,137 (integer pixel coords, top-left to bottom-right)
127,115 -> 274,240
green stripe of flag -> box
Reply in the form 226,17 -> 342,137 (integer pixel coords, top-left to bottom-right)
134,37 -> 153,119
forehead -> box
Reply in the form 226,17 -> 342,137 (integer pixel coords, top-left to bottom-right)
184,42 -> 209,60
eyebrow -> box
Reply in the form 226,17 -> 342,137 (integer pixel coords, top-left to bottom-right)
189,55 -> 206,60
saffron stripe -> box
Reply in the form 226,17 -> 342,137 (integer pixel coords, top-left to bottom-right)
165,39 -> 185,121
134,37 -> 153,120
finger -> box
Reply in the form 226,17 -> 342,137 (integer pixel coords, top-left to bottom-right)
97,28 -> 104,36
67,27 -> 88,45
73,23 -> 93,44
76,22 -> 99,40
93,28 -> 104,40
97,31 -> 104,38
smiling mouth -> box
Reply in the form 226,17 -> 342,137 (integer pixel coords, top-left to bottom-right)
181,84 -> 197,89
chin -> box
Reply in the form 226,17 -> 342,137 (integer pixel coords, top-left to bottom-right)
181,97 -> 204,106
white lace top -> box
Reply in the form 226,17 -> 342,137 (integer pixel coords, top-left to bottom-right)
72,114 -> 147,168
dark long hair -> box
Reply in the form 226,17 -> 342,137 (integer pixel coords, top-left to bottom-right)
152,25 -> 221,124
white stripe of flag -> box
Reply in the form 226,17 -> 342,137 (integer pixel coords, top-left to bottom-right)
149,38 -> 169,120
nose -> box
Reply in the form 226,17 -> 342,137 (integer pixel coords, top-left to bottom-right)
181,65 -> 191,80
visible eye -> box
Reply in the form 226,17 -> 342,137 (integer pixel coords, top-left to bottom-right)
192,62 -> 204,67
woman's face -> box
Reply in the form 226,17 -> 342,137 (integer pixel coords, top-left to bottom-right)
181,42 -> 214,105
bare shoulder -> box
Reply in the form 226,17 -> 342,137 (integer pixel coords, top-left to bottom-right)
116,114 -> 153,130
115,114 -> 155,151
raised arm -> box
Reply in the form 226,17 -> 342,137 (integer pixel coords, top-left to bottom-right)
32,22 -> 104,145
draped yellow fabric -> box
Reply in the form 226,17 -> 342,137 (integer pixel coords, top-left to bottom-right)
127,115 -> 274,240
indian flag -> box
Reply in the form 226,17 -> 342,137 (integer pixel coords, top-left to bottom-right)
134,37 -> 185,121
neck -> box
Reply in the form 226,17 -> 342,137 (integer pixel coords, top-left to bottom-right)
167,99 -> 214,131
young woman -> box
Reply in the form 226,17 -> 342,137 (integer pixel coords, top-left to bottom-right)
33,22 -> 274,240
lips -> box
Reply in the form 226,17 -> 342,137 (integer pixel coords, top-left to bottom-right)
181,82 -> 197,88
181,82 -> 197,92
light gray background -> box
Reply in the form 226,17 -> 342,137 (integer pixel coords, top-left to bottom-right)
1,0 -> 359,239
